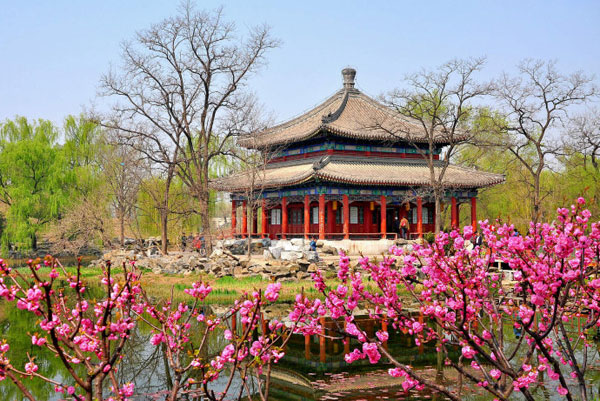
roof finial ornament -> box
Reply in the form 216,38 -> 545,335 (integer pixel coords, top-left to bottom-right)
341,67 -> 356,89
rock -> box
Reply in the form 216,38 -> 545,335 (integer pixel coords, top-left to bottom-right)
296,271 -> 312,280
269,247 -> 282,259
304,251 -> 319,263
316,240 -> 324,247
307,263 -> 319,272
280,250 -> 302,261
297,259 -> 310,270
277,240 -> 292,250
263,250 -> 273,259
211,248 -> 224,258
261,238 -> 272,248
321,245 -> 336,255
290,238 -> 305,247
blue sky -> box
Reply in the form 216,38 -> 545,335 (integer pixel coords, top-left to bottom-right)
1,1 -> 599,126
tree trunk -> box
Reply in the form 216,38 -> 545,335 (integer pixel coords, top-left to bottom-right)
199,167 -> 212,255
160,210 -> 169,255
434,188 -> 442,234
119,211 -> 125,248
247,206 -> 253,261
533,174 -> 541,223
160,168 -> 175,255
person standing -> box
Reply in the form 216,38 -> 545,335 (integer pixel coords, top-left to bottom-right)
400,216 -> 410,239
393,216 -> 400,239
180,232 -> 187,251
309,236 -> 319,261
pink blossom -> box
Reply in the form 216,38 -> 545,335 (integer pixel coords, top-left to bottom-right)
461,345 -> 476,359
264,282 -> 281,302
490,369 -> 501,379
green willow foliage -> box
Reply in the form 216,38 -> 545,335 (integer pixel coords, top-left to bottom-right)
0,116 -> 233,254
0,117 -> 68,250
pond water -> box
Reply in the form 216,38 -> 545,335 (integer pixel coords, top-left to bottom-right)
1,304 -> 600,400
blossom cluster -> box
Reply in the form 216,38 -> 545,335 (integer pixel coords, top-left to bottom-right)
290,198 -> 600,400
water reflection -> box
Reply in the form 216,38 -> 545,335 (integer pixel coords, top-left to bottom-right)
1,305 -> 600,400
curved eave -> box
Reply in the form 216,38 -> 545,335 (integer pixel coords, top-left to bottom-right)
238,124 -> 457,149
315,172 -> 505,188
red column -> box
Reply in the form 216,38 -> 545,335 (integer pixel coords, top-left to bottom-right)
319,317 -> 326,363
242,200 -> 248,238
471,197 -> 477,230
304,334 -> 311,360
382,315 -> 388,350
319,194 -> 325,240
281,197 -> 288,239
417,196 -> 423,239
261,199 -> 267,238
365,203 -> 372,235
451,197 -> 458,229
380,195 -> 387,239
343,195 -> 349,240
231,200 -> 237,237
327,200 -> 334,237
304,195 -> 310,239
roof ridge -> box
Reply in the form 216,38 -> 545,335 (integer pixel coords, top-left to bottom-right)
244,89 -> 345,138
321,89 -> 351,124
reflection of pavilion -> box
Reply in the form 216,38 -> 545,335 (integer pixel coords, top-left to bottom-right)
214,68 -> 503,240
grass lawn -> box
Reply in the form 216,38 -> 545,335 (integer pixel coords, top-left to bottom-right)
26,265 -> 338,304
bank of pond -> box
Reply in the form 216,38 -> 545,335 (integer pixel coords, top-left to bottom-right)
1,303 -> 600,401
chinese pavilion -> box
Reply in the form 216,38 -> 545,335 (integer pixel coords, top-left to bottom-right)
213,68 -> 504,240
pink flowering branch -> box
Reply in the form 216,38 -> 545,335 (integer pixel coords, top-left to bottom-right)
291,198 -> 600,401
0,256 -> 140,401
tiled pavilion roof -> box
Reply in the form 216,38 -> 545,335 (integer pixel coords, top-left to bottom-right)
211,156 -> 505,192
238,69 -> 460,149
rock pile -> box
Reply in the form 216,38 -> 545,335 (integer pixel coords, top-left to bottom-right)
89,246 -> 337,282
214,237 -> 340,264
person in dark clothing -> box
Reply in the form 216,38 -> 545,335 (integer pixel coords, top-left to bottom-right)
473,230 -> 483,247
393,217 -> 400,238
180,232 -> 187,251
309,237 -> 319,261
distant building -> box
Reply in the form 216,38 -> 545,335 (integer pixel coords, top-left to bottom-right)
213,69 -> 503,240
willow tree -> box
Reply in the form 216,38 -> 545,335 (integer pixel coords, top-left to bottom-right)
101,3 -> 278,251
0,118 -> 68,251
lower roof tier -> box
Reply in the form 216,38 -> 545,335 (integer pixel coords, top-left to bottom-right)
211,156 -> 505,192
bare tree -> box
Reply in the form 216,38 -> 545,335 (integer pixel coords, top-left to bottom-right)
100,133 -> 144,248
567,108 -> 600,171
236,145 -> 278,259
47,191 -> 114,255
494,59 -> 596,222
100,3 -> 279,253
383,58 -> 492,233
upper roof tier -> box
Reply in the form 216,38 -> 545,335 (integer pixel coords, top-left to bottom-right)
211,155 -> 505,192
238,68 -> 460,149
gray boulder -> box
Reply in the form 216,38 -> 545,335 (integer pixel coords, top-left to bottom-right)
280,250 -> 303,261
269,246 -> 282,259
304,251 -> 319,263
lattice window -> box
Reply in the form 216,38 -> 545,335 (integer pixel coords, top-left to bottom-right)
311,206 -> 319,224
271,209 -> 281,225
